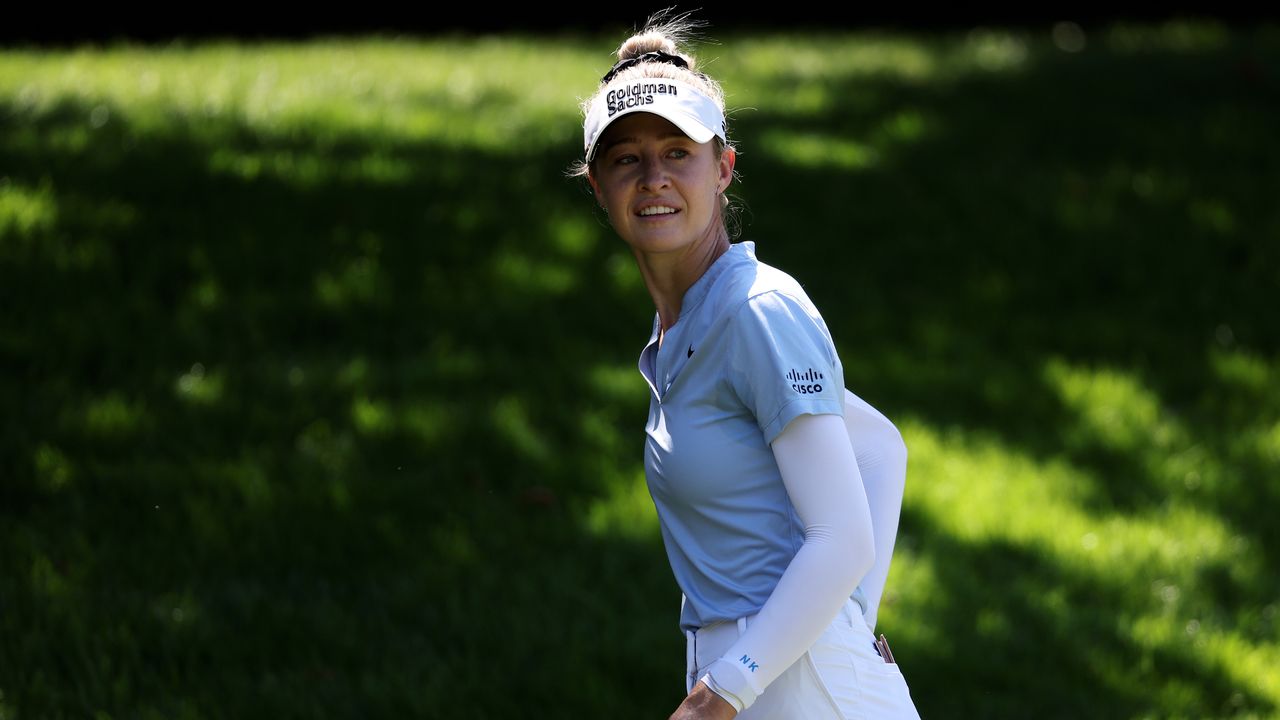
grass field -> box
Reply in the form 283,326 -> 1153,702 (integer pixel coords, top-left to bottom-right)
2,20 -> 1279,719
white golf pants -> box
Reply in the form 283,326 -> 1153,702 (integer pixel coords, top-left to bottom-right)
685,598 -> 921,719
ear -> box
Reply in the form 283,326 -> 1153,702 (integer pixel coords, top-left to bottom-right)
717,147 -> 737,194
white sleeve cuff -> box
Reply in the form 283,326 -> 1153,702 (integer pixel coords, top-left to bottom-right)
701,655 -> 765,712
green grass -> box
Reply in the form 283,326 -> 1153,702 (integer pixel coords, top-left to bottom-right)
2,21 -> 1278,719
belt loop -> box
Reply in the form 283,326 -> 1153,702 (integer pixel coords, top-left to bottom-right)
736,615 -> 748,636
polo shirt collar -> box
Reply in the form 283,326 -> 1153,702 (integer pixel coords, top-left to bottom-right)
679,241 -> 755,320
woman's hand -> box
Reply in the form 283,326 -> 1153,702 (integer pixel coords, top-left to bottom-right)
668,680 -> 738,720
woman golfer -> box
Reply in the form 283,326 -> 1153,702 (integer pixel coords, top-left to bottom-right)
574,14 -> 922,720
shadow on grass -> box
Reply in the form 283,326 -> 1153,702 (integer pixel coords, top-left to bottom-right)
1,91 -> 688,717
897,506 -> 1265,719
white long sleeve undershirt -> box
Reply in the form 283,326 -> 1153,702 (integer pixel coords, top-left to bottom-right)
841,388 -> 908,632
698,410 -> 877,712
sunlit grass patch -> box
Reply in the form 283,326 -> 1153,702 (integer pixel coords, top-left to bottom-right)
725,33 -> 939,87
490,250 -> 577,295
897,413 -> 1279,709
0,37 -> 603,153
0,178 -> 57,240
900,415 -> 1252,579
490,395 -> 552,465
582,470 -> 659,541
1046,358 -> 1168,453
173,362 -> 224,406
757,129 -> 880,171
80,391 -> 146,438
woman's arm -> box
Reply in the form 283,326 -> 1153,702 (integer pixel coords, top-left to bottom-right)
843,388 -> 908,632
693,411 -> 876,713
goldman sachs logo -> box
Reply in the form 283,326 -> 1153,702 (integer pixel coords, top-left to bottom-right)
787,368 -> 824,395
606,82 -> 679,117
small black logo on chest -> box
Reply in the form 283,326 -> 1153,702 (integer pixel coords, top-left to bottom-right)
687,345 -> 695,358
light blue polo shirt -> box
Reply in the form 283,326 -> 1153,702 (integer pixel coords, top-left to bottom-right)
639,241 -> 868,633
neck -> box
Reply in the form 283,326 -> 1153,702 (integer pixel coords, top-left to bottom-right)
632,226 -> 731,332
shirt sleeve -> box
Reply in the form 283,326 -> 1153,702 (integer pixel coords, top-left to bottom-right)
697,412 -> 876,712
727,291 -> 846,444
842,388 -> 908,632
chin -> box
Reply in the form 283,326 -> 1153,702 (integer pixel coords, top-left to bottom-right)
623,232 -> 692,253
629,225 -> 722,252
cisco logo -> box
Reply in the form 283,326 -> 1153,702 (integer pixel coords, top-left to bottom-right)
787,368 -> 824,395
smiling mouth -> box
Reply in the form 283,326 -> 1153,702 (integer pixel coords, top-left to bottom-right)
637,206 -> 680,217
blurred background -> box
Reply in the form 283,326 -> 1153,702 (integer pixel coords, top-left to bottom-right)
2,10 -> 1278,720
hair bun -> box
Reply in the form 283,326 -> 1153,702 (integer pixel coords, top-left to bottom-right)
614,9 -> 705,70
618,32 -> 682,63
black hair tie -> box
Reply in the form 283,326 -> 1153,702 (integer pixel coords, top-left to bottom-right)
601,50 -> 691,83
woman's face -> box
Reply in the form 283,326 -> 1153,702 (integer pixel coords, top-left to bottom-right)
588,112 -> 735,256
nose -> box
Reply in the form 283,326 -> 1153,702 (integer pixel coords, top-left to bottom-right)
638,156 -> 670,192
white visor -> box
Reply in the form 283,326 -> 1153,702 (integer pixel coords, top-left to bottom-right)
584,78 -> 727,163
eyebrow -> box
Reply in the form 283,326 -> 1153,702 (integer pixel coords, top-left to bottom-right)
600,130 -> 690,154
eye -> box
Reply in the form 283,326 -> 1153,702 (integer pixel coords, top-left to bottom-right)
669,148 -> 690,159
613,154 -> 637,165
